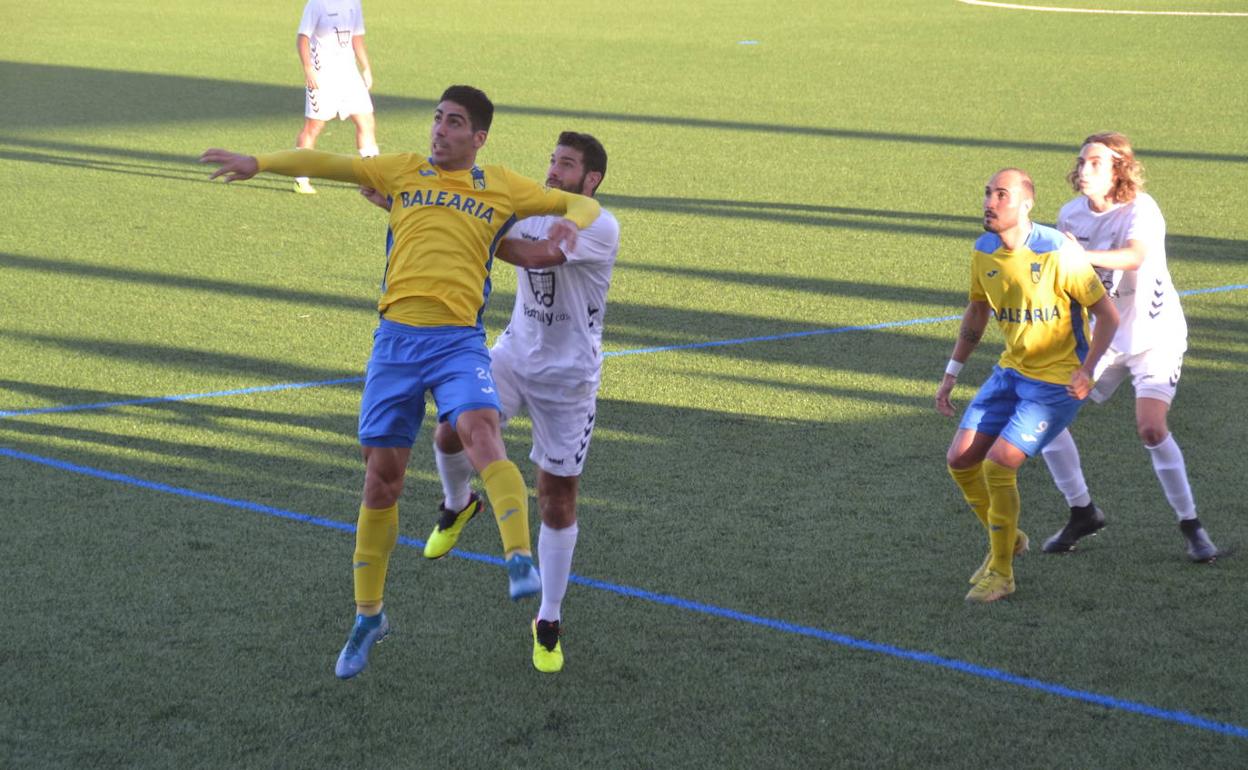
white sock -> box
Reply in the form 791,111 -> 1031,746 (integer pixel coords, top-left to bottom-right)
295,176 -> 311,185
359,145 -> 379,158
1041,428 -> 1092,508
537,522 -> 578,623
434,445 -> 473,511
1147,434 -> 1197,521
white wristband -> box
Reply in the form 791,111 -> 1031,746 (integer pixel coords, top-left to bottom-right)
945,359 -> 964,377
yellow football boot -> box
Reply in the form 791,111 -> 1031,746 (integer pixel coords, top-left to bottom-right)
423,494 -> 482,559
965,569 -> 1016,604
969,529 -> 1029,585
532,619 -> 564,674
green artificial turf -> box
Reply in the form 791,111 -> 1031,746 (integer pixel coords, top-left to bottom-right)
3,1 -> 1246,766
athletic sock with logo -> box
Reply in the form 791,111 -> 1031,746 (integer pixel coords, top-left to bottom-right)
481,459 -> 531,557
353,503 -> 398,612
983,460 -> 1020,578
949,462 -> 991,530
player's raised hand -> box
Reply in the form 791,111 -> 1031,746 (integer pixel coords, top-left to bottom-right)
200,149 -> 259,183
547,218 -> 579,253
935,375 -> 958,417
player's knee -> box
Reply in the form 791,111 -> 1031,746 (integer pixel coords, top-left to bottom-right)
363,475 -> 403,508
537,474 -> 578,528
362,451 -> 406,506
1138,423 -> 1169,446
299,122 -> 324,144
456,410 -> 501,449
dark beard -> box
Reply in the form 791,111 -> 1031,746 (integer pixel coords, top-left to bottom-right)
554,173 -> 587,194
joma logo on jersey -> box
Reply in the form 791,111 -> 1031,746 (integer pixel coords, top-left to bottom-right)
991,305 -> 1062,323
398,189 -> 494,222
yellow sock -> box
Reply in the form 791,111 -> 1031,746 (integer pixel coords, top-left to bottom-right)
481,459 -> 530,557
982,460 -> 1020,578
353,503 -> 398,609
948,463 -> 991,530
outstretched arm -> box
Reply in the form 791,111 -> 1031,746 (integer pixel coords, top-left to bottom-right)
200,149 -> 259,183
935,300 -> 990,417
200,148 -> 362,185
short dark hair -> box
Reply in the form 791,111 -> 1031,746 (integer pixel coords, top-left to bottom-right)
557,131 -> 607,193
440,85 -> 493,133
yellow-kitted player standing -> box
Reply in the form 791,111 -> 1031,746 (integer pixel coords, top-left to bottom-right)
935,168 -> 1119,604
201,85 -> 600,678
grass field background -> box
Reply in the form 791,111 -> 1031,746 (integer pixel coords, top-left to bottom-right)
3,1 -> 1247,767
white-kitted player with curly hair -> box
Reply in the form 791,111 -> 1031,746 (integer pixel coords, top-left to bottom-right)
1040,131 -> 1217,563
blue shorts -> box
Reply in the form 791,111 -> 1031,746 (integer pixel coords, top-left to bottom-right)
358,320 -> 502,448
959,366 -> 1085,457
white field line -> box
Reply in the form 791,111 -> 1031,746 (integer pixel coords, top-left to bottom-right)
958,0 -> 1248,16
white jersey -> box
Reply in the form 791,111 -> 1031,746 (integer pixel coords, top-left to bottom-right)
298,0 -> 365,67
1057,192 -> 1186,355
491,208 -> 620,388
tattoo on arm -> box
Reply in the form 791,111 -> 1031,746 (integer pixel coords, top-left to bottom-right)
959,327 -> 982,344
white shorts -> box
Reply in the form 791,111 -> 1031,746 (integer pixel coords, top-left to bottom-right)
1090,345 -> 1185,405
490,353 -> 598,478
305,61 -> 373,121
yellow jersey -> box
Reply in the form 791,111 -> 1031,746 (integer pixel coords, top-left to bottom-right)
256,149 -> 601,327
968,224 -> 1106,384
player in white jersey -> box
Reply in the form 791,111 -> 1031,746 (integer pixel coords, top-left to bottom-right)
1040,132 -> 1217,563
293,0 -> 378,194
425,132 -> 617,673
359,131 -> 617,671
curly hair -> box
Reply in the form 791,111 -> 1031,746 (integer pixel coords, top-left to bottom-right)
1068,131 -> 1145,203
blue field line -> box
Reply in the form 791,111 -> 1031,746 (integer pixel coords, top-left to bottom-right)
568,575 -> 1247,738
3,282 -> 1246,419
2,444 -> 1245,740
1180,283 -> 1248,297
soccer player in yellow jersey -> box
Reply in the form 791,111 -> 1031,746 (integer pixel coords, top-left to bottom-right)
935,168 -> 1119,604
200,85 -> 601,677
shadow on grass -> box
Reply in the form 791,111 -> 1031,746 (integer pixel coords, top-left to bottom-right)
1,330 -> 359,385
0,251 -> 379,312
3,61 -> 1245,164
